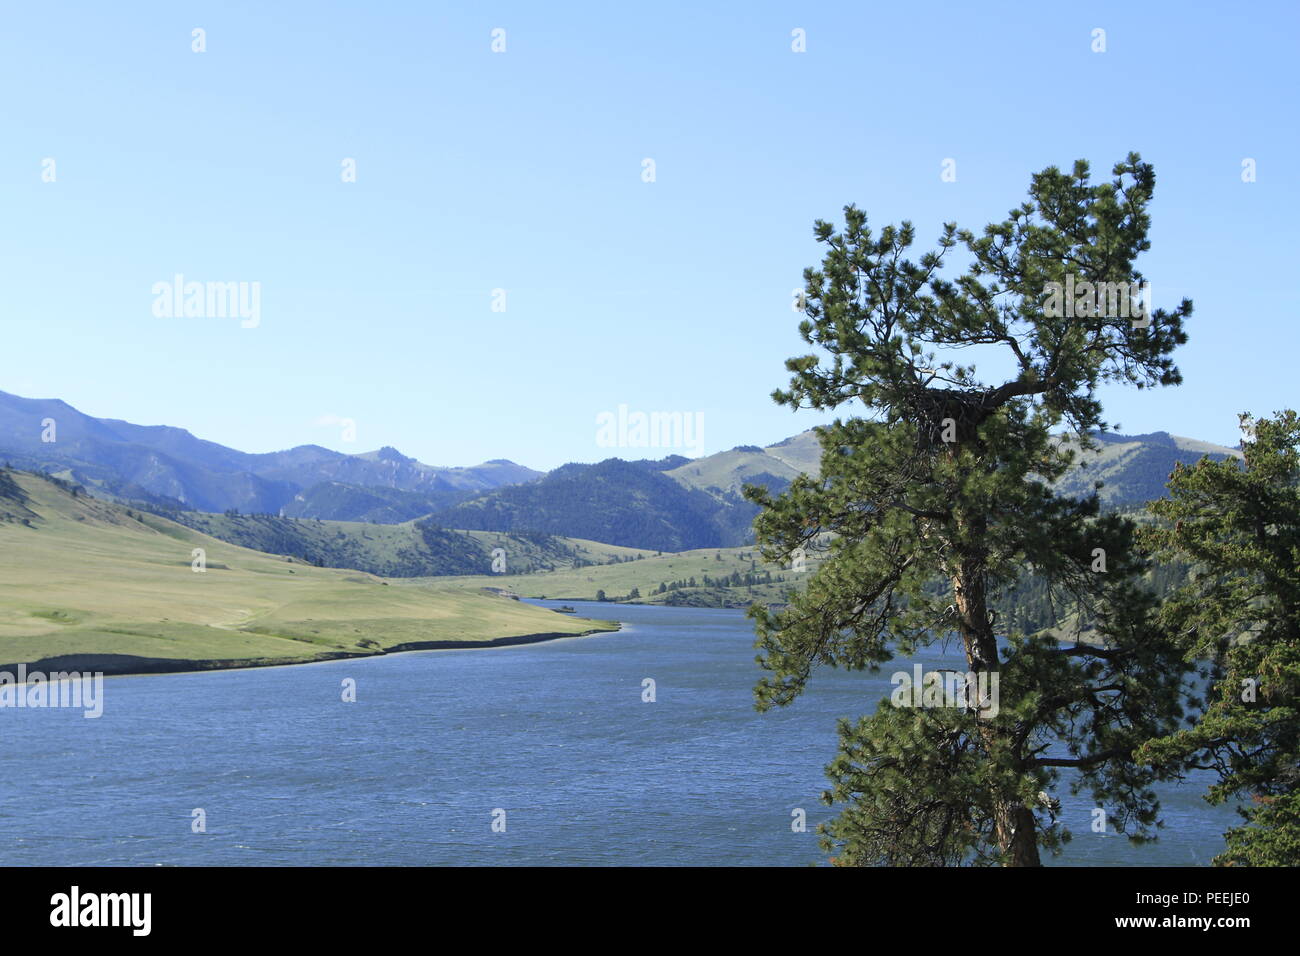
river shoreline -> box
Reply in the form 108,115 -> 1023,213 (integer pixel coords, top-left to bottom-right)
0,594 -> 1103,681
0,623 -> 622,680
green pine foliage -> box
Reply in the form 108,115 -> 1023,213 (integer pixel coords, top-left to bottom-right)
1139,410 -> 1300,866
748,154 -> 1195,866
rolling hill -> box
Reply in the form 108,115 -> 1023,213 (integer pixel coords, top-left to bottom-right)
666,427 -> 1241,508
0,468 -> 615,675
275,480 -> 472,523
429,457 -> 743,552
1052,431 -> 1243,505
432,427 -> 1239,551
148,505 -> 651,578
434,542 -> 817,608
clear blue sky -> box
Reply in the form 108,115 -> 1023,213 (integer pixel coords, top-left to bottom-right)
2,1 -> 1296,470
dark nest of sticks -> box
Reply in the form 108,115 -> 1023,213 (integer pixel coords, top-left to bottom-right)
907,387 -> 997,451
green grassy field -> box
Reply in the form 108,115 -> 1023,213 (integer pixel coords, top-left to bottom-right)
0,471 -> 617,674
462,530 -> 650,567
430,541 -> 823,607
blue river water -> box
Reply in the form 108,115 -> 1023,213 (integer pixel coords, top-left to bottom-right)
2,600 -> 1237,865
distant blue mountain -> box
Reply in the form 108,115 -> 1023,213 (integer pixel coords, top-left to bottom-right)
0,389 -> 539,516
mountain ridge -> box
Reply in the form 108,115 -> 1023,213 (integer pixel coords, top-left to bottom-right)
0,389 -> 539,515
1,389 -> 1244,550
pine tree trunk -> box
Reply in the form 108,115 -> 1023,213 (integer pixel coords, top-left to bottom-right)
953,547 -> 1043,867
996,804 -> 1042,868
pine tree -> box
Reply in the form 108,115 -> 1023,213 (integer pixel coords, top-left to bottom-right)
746,154 -> 1192,866
1139,411 -> 1300,865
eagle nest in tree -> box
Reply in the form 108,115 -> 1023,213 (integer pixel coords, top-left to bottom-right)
907,387 -> 1000,450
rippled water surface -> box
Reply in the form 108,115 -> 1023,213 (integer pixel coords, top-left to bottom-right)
3,601 -> 1236,865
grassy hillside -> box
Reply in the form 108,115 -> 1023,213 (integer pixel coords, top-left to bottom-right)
433,542 -> 825,608
140,506 -> 646,578
762,430 -> 823,473
1054,431 -> 1241,505
671,428 -> 1242,512
0,470 -> 616,674
277,480 -> 472,522
666,446 -> 800,498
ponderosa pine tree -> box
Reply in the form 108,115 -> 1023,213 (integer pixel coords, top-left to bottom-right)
746,154 -> 1194,866
1139,411 -> 1300,866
